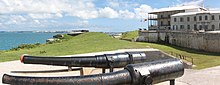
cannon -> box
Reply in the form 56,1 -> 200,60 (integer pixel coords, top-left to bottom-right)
20,51 -> 173,71
2,58 -> 184,85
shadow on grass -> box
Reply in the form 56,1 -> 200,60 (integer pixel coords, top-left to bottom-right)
153,43 -> 220,56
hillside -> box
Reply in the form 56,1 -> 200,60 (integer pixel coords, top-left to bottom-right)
120,30 -> 220,69
0,32 -> 145,62
121,30 -> 138,40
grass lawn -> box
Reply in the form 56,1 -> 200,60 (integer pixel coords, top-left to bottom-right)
136,42 -> 220,69
0,32 -> 219,69
121,30 -> 220,69
0,32 -> 145,62
121,30 -> 138,40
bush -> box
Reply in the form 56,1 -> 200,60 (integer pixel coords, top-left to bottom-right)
18,44 -> 36,49
46,39 -> 62,44
53,34 -> 64,39
10,43 -> 41,51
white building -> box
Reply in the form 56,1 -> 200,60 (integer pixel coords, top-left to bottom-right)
148,6 -> 207,31
171,11 -> 220,31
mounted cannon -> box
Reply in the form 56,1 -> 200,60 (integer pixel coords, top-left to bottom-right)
3,58 -> 184,85
20,50 -> 173,72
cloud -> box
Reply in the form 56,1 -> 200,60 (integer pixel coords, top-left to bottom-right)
0,0 -> 157,31
0,0 -> 98,19
177,0 -> 204,6
107,0 -> 139,10
134,4 -> 154,19
119,10 -> 135,19
28,13 -> 63,19
98,7 -> 119,18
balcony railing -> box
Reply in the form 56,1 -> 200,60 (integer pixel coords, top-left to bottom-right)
148,17 -> 171,20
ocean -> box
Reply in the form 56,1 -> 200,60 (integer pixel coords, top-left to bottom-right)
0,31 -> 57,50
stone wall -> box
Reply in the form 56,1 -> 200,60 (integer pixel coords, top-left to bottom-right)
137,31 -> 220,53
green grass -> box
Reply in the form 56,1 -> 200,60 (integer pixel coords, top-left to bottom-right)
121,30 -> 138,40
0,32 -> 145,62
122,30 -> 220,69
1,31 -> 220,69
136,42 -> 220,69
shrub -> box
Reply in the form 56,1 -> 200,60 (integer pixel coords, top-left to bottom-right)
53,34 -> 64,39
46,39 -> 62,44
10,43 -> 41,51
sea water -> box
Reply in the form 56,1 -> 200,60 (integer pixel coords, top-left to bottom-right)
0,31 -> 57,50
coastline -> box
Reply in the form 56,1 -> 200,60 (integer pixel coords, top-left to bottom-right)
0,32 -> 59,50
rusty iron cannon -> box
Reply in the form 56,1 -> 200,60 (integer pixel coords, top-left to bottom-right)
3,58 -> 184,85
19,51 -> 173,72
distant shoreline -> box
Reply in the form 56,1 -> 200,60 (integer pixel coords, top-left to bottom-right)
0,31 -> 69,33
0,32 -> 58,50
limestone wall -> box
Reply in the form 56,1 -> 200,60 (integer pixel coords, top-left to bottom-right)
137,31 -> 220,53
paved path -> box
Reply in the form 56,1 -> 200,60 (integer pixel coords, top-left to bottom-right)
1,60 -> 220,85
1,49 -> 220,85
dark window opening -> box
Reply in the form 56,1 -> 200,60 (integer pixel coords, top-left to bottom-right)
180,25 -> 184,29
187,25 -> 190,30
187,17 -> 190,21
180,17 -> 184,22
212,25 -> 215,30
199,25 -> 203,30
194,24 -> 197,30
205,25 -> 208,30
205,16 -> 208,20
199,16 -> 202,21
219,15 -> 220,20
174,18 -> 177,22
194,16 -> 197,21
212,15 -> 215,20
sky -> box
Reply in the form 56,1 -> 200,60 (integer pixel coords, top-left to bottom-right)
0,0 -> 219,32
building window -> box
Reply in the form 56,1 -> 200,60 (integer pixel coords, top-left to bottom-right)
194,16 -> 197,21
173,25 -> 175,30
199,25 -> 203,30
205,25 -> 208,30
161,21 -> 163,26
168,15 -> 171,18
212,15 -> 215,20
187,25 -> 190,30
212,25 -> 215,30
187,17 -> 190,21
219,23 -> 220,29
180,17 -> 184,22
174,18 -> 177,22
194,24 -> 197,30
161,15 -> 163,18
205,15 -> 208,20
168,21 -> 170,25
176,25 -> 178,30
180,25 -> 184,29
199,16 -> 202,21
219,15 -> 220,20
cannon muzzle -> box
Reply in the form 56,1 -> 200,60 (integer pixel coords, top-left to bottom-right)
3,58 -> 184,85
20,51 -> 172,68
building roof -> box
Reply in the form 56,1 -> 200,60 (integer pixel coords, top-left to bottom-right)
172,11 -> 220,16
149,6 -> 202,14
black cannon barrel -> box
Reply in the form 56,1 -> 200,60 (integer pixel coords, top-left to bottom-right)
20,51 -> 172,68
3,58 -> 184,85
125,58 -> 184,84
3,70 -> 132,85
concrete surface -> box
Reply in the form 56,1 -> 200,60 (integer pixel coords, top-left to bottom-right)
1,60 -> 220,85
0,49 -> 219,85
